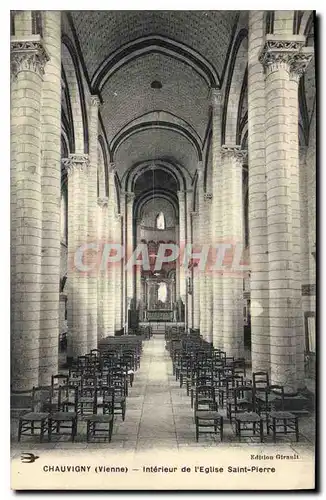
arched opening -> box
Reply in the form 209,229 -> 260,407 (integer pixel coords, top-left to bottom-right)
156,212 -> 166,230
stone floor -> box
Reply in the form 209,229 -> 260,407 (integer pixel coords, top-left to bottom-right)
11,335 -> 315,456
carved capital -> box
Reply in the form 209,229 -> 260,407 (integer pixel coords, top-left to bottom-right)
259,35 -> 311,76
90,95 -> 101,108
108,162 -> 116,175
204,192 -> 213,202
61,154 -> 89,176
197,161 -> 204,180
209,87 -> 222,109
289,48 -> 314,81
11,38 -> 49,80
177,190 -> 185,201
97,196 -> 109,208
221,145 -> 247,164
123,191 -> 135,203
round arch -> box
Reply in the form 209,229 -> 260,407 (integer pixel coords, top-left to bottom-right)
222,29 -> 248,145
61,34 -> 89,154
91,35 -> 219,93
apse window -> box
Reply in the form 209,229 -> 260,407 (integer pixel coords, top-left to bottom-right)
151,80 -> 162,89
156,212 -> 166,230
158,282 -> 167,304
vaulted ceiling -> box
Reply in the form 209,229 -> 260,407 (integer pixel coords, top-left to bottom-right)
69,11 -> 240,181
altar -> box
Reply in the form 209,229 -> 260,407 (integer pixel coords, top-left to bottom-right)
140,276 -> 179,322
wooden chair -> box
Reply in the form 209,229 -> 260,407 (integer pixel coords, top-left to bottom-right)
48,385 -> 78,442
232,386 -> 263,442
262,385 -> 300,442
109,370 -> 127,421
18,387 -> 51,442
85,387 -> 115,442
194,386 -> 223,442
78,375 -> 97,416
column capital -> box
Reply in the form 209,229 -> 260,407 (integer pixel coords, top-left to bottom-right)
90,95 -> 101,108
122,191 -> 135,202
204,192 -> 213,202
259,35 -> 308,75
221,145 -> 247,164
209,87 -> 222,108
97,196 -> 109,208
108,162 -> 116,174
190,211 -> 198,218
177,190 -> 185,201
289,47 -> 314,82
61,153 -> 89,176
197,161 -> 204,180
11,38 -> 49,80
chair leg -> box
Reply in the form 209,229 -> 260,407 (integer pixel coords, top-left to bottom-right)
283,419 -> 287,434
295,418 -> 299,442
72,419 -> 77,442
18,420 -> 22,442
40,420 -> 45,442
220,418 -> 224,442
195,419 -> 199,442
48,419 -> 52,442
272,418 -> 276,443
260,420 -> 263,443
109,419 -> 114,443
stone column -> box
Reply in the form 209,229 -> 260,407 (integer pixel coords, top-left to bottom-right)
186,190 -> 193,328
114,213 -> 123,330
175,223 -> 180,301
289,54 -> 313,387
106,165 -> 116,336
221,146 -> 246,358
102,200 -> 110,336
64,154 -> 89,359
198,164 -> 208,340
210,88 -> 224,349
248,11 -> 270,373
97,197 -> 107,341
37,11 -> 62,385
204,193 -> 213,343
11,33 -> 49,390
178,190 -> 187,324
87,95 -> 101,350
259,35 -> 313,391
191,211 -> 200,329
135,217 -> 142,306
123,191 -> 135,327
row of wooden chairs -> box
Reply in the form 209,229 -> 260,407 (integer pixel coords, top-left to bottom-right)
169,332 -> 300,443
18,338 -> 143,443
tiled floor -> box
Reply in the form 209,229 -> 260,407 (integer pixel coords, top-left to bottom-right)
11,335 -> 315,455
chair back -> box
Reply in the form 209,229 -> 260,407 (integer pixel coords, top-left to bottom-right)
253,371 -> 269,390
269,385 -> 285,410
233,385 -> 255,413
58,385 -> 78,412
101,387 -> 115,415
195,385 -> 217,411
31,386 -> 52,412
51,374 -> 69,392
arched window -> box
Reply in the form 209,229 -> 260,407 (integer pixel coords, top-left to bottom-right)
156,212 -> 165,230
158,282 -> 167,303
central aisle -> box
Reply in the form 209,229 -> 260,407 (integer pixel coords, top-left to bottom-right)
114,334 -> 194,450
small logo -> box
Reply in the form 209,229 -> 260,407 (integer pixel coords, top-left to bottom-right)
21,453 -> 39,464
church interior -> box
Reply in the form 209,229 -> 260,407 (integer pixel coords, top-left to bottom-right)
10,10 -> 316,452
